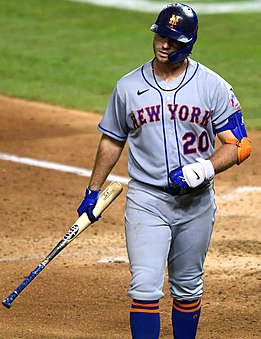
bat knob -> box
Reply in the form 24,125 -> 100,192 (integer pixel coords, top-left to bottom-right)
2,299 -> 12,309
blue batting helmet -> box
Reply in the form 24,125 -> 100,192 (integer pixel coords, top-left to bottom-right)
150,3 -> 198,64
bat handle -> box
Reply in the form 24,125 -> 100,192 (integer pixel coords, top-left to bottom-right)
2,263 -> 45,309
2,291 -> 18,309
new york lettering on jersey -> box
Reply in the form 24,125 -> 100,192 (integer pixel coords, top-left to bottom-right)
129,104 -> 211,129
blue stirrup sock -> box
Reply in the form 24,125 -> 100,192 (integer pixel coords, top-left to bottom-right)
130,299 -> 160,339
172,298 -> 201,339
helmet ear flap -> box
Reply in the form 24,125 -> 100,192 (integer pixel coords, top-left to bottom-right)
168,35 -> 197,64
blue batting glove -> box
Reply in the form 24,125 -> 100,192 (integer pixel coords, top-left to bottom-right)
77,187 -> 101,222
169,167 -> 189,190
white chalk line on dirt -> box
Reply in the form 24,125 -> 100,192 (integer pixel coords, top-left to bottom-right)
67,0 -> 261,14
216,186 -> 261,201
1,152 -> 260,197
0,152 -> 130,185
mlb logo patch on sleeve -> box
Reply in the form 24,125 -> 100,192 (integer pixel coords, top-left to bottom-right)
229,90 -> 241,110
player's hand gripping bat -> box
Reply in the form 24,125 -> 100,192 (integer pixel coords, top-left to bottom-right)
2,181 -> 123,309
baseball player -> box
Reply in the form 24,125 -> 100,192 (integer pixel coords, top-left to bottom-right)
77,3 -> 251,338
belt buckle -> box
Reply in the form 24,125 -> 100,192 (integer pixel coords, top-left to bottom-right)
163,186 -> 183,196
180,188 -> 187,195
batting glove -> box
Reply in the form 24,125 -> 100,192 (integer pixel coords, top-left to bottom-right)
77,187 -> 101,222
169,158 -> 215,190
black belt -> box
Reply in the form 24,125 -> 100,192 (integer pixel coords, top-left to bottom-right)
134,180 -> 210,197
153,183 -> 209,196
157,186 -> 193,196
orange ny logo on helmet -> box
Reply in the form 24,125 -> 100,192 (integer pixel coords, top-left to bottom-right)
169,14 -> 179,28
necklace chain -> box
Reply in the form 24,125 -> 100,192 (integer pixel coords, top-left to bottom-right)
152,59 -> 188,91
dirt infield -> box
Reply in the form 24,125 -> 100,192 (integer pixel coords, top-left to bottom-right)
0,95 -> 260,339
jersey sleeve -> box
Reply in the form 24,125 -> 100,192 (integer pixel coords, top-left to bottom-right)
98,85 -> 129,141
211,78 -> 242,131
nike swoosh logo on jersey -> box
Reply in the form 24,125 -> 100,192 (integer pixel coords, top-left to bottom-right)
137,88 -> 150,95
192,170 -> 200,180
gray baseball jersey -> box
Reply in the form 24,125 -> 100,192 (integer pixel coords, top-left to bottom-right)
98,58 -> 241,186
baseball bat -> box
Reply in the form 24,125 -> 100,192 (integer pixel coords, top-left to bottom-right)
2,181 -> 123,309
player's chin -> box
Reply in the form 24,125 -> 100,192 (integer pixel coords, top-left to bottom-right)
156,51 -> 170,63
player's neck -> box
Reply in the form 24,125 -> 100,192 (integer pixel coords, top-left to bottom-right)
152,58 -> 188,83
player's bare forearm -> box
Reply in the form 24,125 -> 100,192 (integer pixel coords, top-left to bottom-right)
88,134 -> 126,190
209,143 -> 237,174
209,130 -> 238,174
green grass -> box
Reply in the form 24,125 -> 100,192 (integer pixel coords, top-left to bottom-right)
151,0 -> 252,2
0,0 -> 260,129
194,14 -> 261,129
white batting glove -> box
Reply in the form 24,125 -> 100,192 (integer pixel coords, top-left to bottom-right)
169,158 -> 215,189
